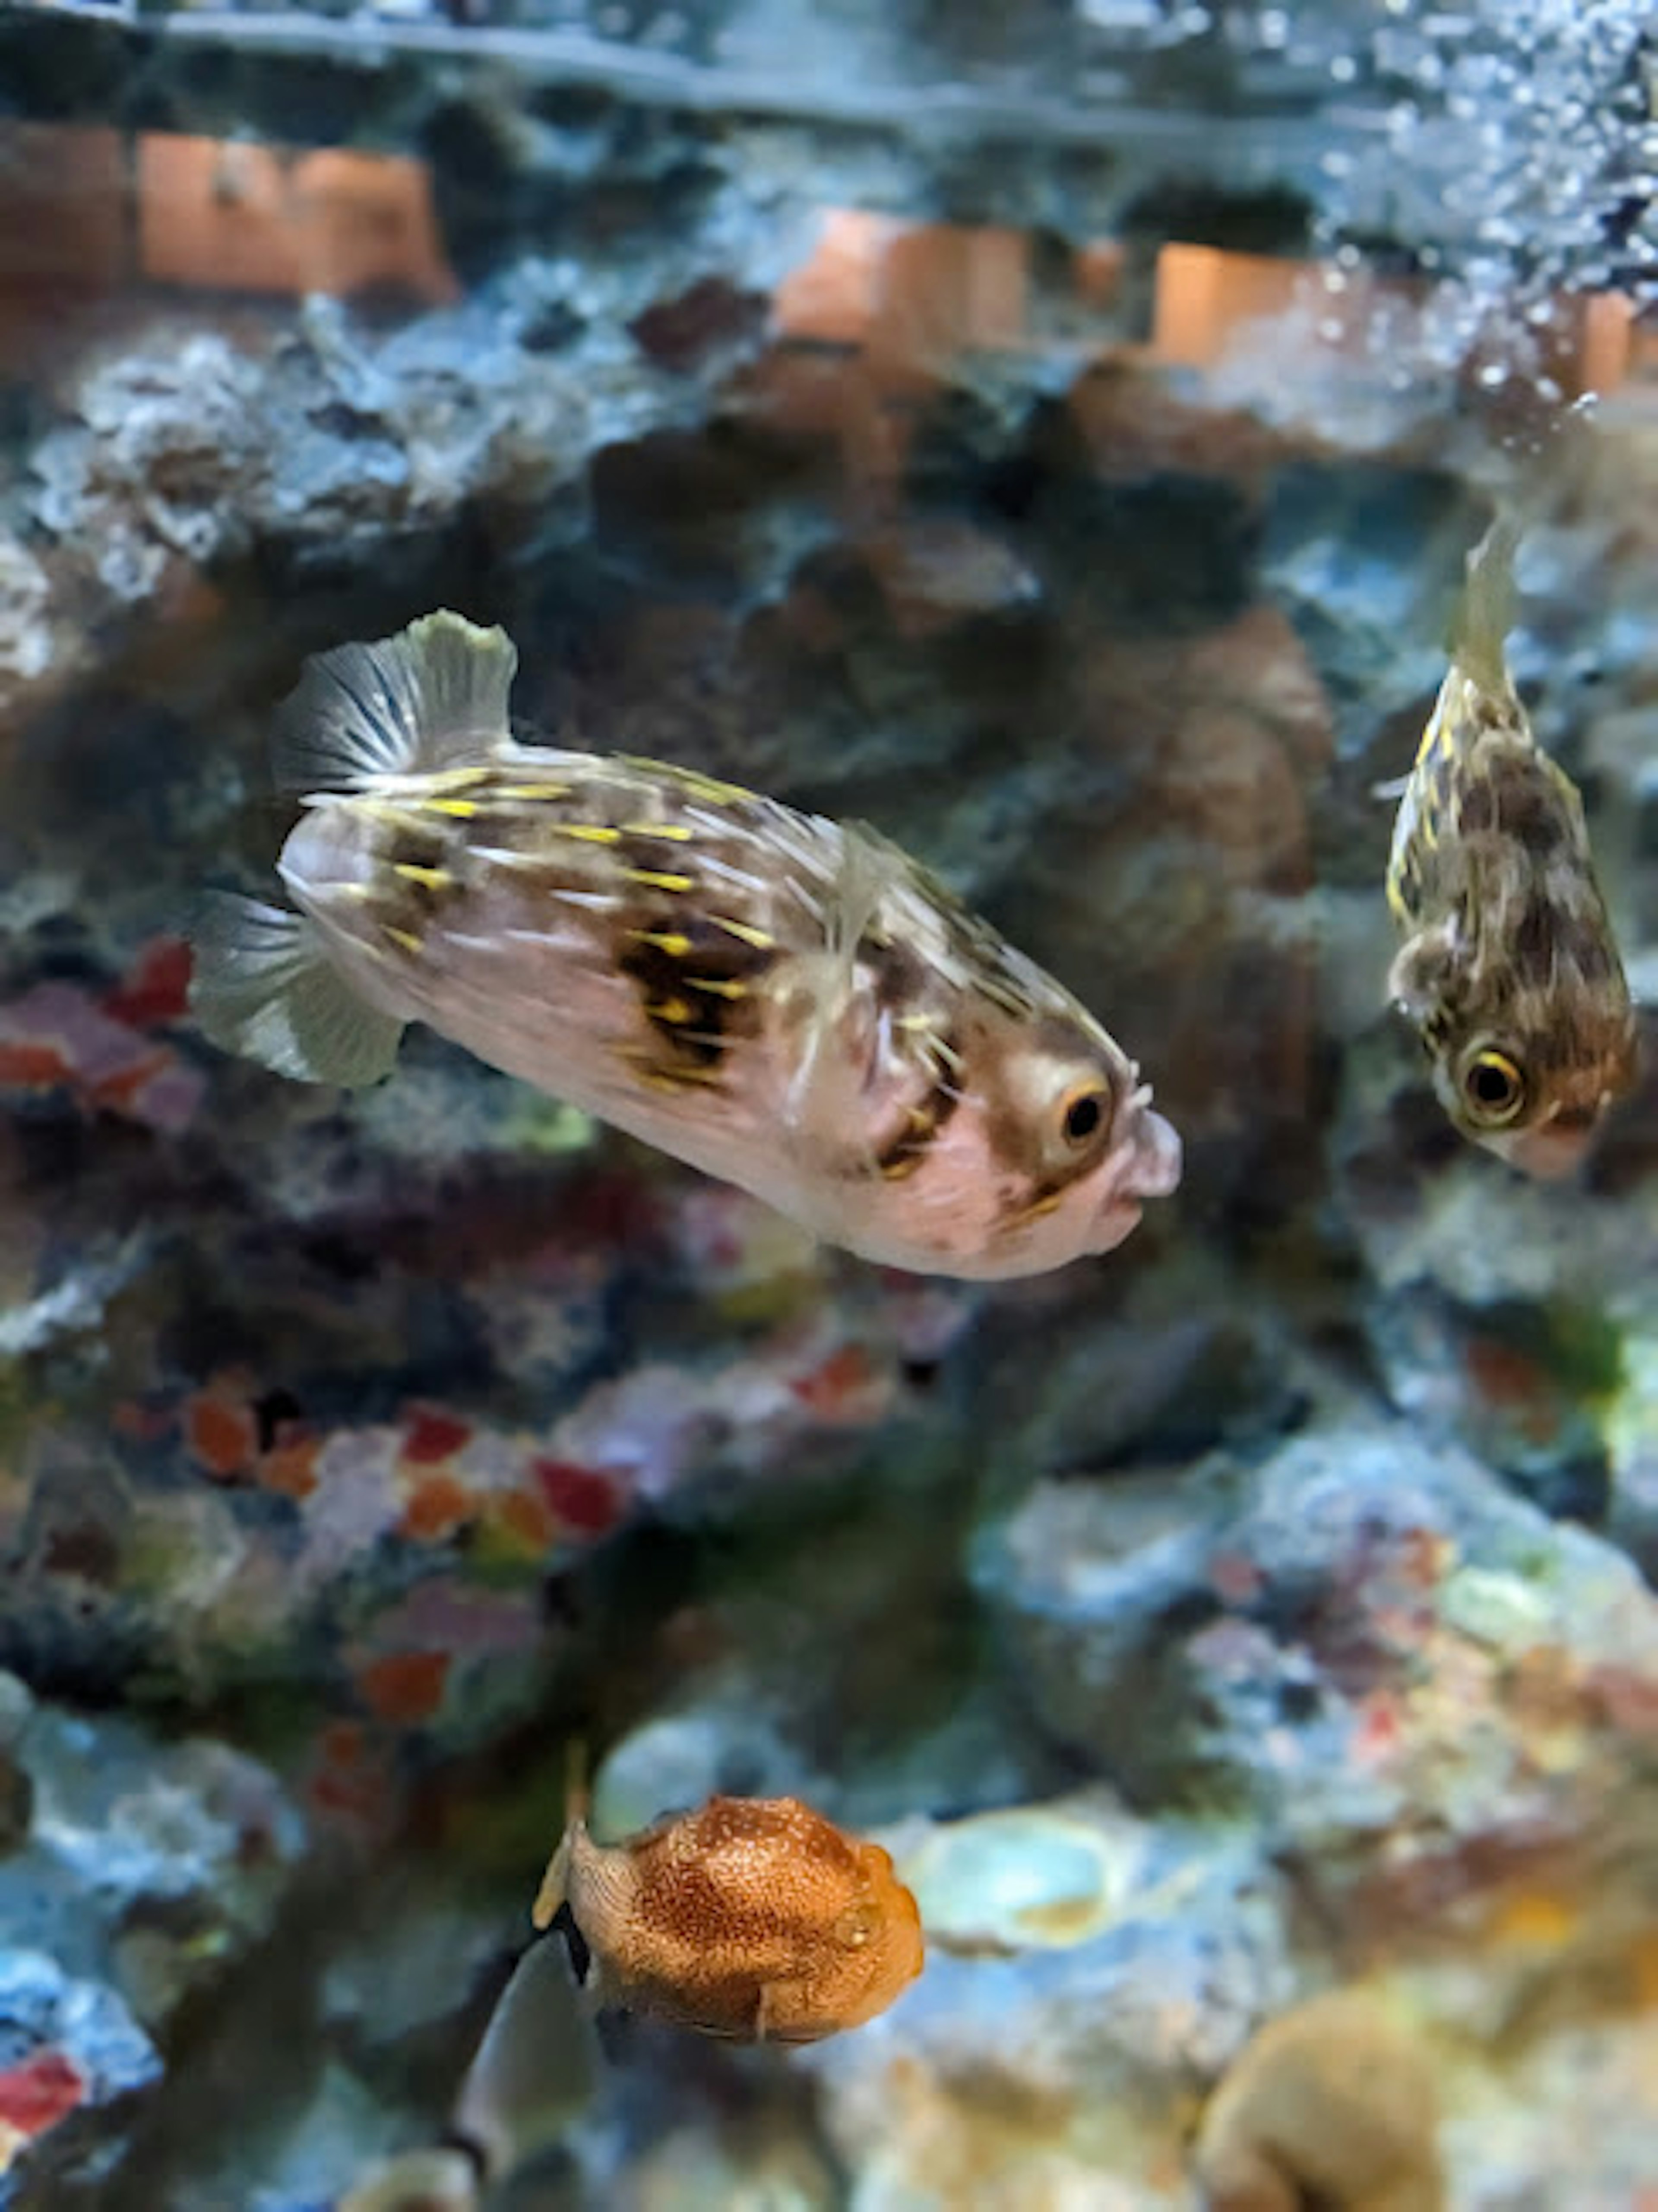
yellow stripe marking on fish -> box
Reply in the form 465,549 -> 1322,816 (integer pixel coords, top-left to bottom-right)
710,915 -> 773,949
633,929 -> 693,957
553,823 -> 623,845
393,863 -> 453,890
647,997 -> 696,1024
626,1056 -> 725,1093
622,822 -> 695,842
422,766 -> 495,791
383,924 -> 424,953
623,758 -> 755,807
625,869 -> 696,893
423,798 -> 480,819
354,798 -> 441,831
1015,1193 -> 1064,1223
686,976 -> 747,999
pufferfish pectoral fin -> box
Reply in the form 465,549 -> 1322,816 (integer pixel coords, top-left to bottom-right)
272,610 -> 519,794
781,821 -> 891,1148
189,892 -> 405,1087
1387,919 -> 1460,1026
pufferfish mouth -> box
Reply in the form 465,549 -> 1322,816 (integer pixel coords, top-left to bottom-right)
1098,1089 -> 1183,1219
1489,1112 -> 1597,1181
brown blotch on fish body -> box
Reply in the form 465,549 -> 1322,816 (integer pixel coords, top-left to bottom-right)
618,906 -> 773,1078
532,1792 -> 924,2044
1193,1988 -> 1445,2212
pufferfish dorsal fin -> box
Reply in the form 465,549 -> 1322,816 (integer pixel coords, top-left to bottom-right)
272,610 -> 519,794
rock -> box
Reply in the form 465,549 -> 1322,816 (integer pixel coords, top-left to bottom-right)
1193,1986 -> 1445,2212
978,1423 -> 1658,1924
806,1822 -> 1293,2211
0,1949 -> 160,2204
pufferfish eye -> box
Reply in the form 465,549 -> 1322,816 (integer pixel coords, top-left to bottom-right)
1460,1046 -> 1528,1127
1058,1083 -> 1111,1146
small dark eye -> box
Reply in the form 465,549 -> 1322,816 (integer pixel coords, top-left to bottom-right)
1462,1047 -> 1526,1126
1060,1087 -> 1106,1144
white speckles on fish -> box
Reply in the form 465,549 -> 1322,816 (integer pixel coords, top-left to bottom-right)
190,611 -> 1180,1278
1386,520 -> 1636,1177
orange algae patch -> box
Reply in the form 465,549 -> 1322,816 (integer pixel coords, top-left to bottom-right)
789,1343 -> 880,1419
359,1650 -> 450,1725
1631,1930 -> 1658,2008
481,1487 -> 558,1558
400,1473 -> 475,1541
185,1391 -> 257,1480
258,1436 -> 321,1501
308,1722 -> 397,1828
1491,1889 -> 1578,1949
0,1041 -> 73,1088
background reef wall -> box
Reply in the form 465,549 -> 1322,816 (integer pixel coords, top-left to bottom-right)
2,3 -> 1658,2206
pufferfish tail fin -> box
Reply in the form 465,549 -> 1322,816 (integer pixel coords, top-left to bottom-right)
272,610 -> 519,794
189,893 -> 405,1087
1452,515 -> 1522,699
531,1739 -> 593,1933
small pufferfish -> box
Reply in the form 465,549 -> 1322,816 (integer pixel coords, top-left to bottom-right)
188,611 -> 1180,1279
1386,518 -> 1636,1177
1193,1988 -> 1445,2212
530,1791 -> 924,2043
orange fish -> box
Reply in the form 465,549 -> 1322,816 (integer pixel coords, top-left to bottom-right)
532,1791 -> 924,2044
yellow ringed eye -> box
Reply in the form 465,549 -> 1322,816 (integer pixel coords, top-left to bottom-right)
1059,1083 -> 1109,1146
1462,1047 -> 1526,1127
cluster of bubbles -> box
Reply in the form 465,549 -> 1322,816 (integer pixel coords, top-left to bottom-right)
1119,3 -> 1658,438
1331,2 -> 1654,383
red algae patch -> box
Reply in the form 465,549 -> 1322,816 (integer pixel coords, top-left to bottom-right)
531,1458 -> 623,1537
0,2050 -> 87,2140
358,1651 -> 451,1727
400,1408 -> 474,1467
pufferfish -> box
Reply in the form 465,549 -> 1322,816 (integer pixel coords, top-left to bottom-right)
190,611 -> 1180,1277
1386,519 -> 1637,1176
531,1791 -> 924,2043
